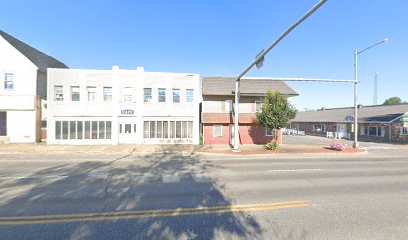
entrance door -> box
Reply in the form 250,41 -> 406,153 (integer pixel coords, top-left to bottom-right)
119,122 -> 137,144
0,112 -> 6,136
336,124 -> 347,138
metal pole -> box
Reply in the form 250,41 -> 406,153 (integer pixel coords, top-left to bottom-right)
233,0 -> 329,151
353,50 -> 359,149
233,80 -> 240,150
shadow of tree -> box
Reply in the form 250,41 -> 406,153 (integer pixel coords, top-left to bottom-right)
0,146 -> 263,239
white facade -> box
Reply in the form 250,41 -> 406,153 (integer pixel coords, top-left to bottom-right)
0,34 -> 41,143
47,67 -> 200,145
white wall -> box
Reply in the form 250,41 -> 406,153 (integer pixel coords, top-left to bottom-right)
47,67 -> 200,145
7,111 -> 37,142
0,34 -> 39,143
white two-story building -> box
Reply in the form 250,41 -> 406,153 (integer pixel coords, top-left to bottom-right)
47,67 -> 200,145
0,30 -> 67,143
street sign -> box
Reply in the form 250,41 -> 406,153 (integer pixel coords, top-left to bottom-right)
345,116 -> 354,122
255,49 -> 265,69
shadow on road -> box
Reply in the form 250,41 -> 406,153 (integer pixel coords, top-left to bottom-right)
0,145 -> 262,239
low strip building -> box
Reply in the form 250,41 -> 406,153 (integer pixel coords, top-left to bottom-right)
201,77 -> 298,145
47,67 -> 200,145
292,104 -> 408,143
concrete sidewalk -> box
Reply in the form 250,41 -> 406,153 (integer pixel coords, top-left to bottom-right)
0,143 -> 365,155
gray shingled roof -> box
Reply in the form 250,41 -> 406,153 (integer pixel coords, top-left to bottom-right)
0,30 -> 68,73
202,76 -> 298,96
293,104 -> 408,123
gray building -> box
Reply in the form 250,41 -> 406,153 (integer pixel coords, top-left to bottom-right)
292,104 -> 408,143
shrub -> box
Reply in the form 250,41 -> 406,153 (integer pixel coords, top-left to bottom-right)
330,141 -> 348,151
265,141 -> 279,150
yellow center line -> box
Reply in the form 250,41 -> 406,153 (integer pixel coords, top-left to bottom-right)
0,203 -> 309,226
0,200 -> 306,221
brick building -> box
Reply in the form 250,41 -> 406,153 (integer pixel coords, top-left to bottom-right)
201,77 -> 298,145
292,104 -> 408,143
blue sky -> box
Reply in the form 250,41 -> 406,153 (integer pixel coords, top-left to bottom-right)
2,0 -> 407,110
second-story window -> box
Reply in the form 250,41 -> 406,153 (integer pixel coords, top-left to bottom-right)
103,87 -> 112,102
71,86 -> 80,101
54,85 -> 64,101
255,101 -> 262,112
173,89 -> 180,103
124,87 -> 133,102
4,73 -> 14,90
158,88 -> 166,102
144,88 -> 152,103
87,87 -> 96,102
186,89 -> 194,103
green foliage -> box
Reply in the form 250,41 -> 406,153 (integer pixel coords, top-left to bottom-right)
383,97 -> 402,105
200,133 -> 204,145
256,91 -> 297,134
265,141 -> 279,150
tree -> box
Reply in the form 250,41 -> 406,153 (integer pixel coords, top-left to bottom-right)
383,97 -> 402,105
256,91 -> 297,145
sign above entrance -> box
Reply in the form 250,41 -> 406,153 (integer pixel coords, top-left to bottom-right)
121,109 -> 135,115
344,116 -> 354,122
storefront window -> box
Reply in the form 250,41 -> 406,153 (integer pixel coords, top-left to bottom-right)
85,121 -> 91,139
91,121 -> 98,139
62,121 -> 68,139
99,121 -> 105,139
70,121 -> 76,139
55,121 -> 61,139
77,121 -> 83,139
143,121 -> 149,138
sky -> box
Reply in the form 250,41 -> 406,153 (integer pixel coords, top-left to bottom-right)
2,0 -> 407,110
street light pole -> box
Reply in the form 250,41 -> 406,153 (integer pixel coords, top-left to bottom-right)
353,38 -> 388,149
353,49 -> 359,148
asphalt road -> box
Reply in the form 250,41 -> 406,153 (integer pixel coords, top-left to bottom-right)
0,151 -> 407,240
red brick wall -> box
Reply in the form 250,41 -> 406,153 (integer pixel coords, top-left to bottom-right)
203,123 -> 282,145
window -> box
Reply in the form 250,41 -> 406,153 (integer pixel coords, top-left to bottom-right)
150,121 -> 156,138
313,124 -> 326,132
103,87 -> 112,101
158,88 -> 166,102
77,121 -> 83,139
266,128 -> 274,136
144,88 -> 152,103
69,121 -> 76,139
170,121 -> 175,138
176,121 -> 182,138
163,121 -> 169,138
143,121 -> 149,138
99,121 -> 105,139
0,112 -> 6,136
54,86 -> 64,101
106,121 -> 112,139
255,101 -> 262,112
214,125 -> 222,137
225,100 -> 232,113
71,86 -> 80,101
360,126 -> 368,135
188,121 -> 193,138
62,121 -> 68,139
55,121 -> 61,140
157,121 -> 163,138
369,126 -> 377,136
186,89 -> 194,103
87,87 -> 97,102
85,121 -> 91,139
182,121 -> 187,138
173,89 -> 180,103
401,127 -> 408,135
91,121 -> 98,139
4,73 -> 14,90
125,124 -> 131,134
124,87 -> 133,102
